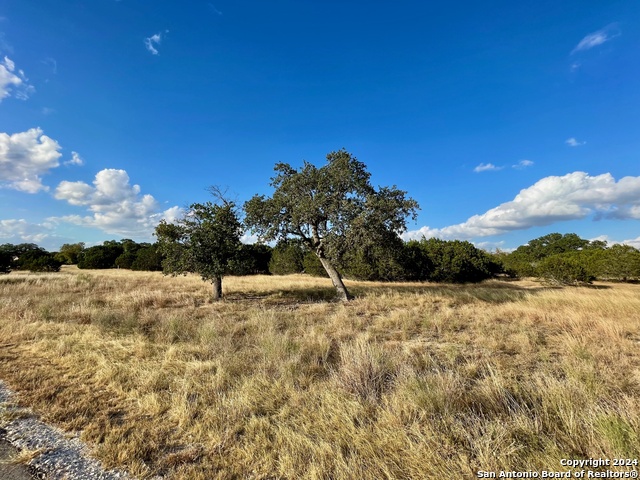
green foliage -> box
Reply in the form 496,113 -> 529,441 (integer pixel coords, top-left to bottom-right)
269,240 -> 305,275
594,244 -> 640,281
523,232 -> 590,259
155,197 -> 243,299
302,251 -> 329,277
0,243 -> 62,272
115,251 -> 137,269
0,250 -> 11,273
537,254 -> 592,285
229,243 -> 272,275
55,242 -> 85,264
78,242 -> 124,269
16,250 -> 62,272
131,245 -> 164,271
501,233 -> 606,279
402,240 -> 435,281
340,229 -> 407,281
244,149 -> 419,300
413,238 -> 495,283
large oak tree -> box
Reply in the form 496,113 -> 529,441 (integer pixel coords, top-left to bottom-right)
244,149 -> 419,301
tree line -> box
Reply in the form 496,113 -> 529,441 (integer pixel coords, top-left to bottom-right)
2,151 -> 639,300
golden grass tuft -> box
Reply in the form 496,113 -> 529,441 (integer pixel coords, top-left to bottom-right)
0,267 -> 639,478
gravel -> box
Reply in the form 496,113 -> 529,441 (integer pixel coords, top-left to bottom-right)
0,380 -> 133,480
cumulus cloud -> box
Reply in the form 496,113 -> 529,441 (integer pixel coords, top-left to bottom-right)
0,218 -> 53,244
0,56 -> 34,102
566,137 -> 586,147
53,168 -> 181,237
474,163 -> 502,173
571,25 -> 620,54
403,172 -> 640,241
144,31 -> 168,55
64,151 -> 84,166
0,128 -> 62,193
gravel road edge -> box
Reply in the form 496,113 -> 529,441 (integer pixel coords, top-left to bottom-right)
0,380 -> 134,480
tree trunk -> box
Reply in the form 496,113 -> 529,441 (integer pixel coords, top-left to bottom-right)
212,276 -> 223,301
317,254 -> 352,301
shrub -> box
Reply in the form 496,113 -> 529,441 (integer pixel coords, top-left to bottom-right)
416,238 -> 494,283
537,255 -> 592,285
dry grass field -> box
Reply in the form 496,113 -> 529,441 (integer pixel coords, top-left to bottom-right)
1,266 -> 639,479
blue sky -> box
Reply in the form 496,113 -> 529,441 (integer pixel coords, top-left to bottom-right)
1,0 -> 639,251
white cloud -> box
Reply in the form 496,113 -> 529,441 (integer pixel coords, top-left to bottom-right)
144,32 -> 164,55
0,218 -> 53,244
588,234 -> 640,250
566,137 -> 586,147
403,172 -> 640,241
622,236 -> 640,250
64,151 -> 84,166
474,163 -> 502,173
571,25 -> 620,54
0,128 -> 62,193
513,159 -> 534,169
53,168 -> 181,237
0,56 -> 34,101
0,56 -> 34,102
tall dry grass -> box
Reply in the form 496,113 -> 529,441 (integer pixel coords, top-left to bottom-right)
0,266 -> 639,478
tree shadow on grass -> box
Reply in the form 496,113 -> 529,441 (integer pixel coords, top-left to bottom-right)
225,286 -> 339,306
227,278 -> 566,306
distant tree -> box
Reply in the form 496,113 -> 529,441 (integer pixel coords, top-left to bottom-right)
503,233 -> 599,278
522,233 -> 589,260
414,238 -> 495,283
228,243 -> 272,275
268,239 -> 305,275
596,244 -> 640,281
402,240 -> 434,281
17,250 -> 62,272
131,245 -> 164,271
78,242 -> 124,269
0,243 -> 57,272
0,250 -> 11,273
55,242 -> 85,265
244,149 -> 419,301
341,228 -> 407,281
302,250 -> 329,277
155,192 -> 243,300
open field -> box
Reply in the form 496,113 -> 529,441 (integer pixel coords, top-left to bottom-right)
1,266 -> 639,479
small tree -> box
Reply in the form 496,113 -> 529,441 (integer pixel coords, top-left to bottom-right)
244,149 -> 418,301
155,195 -> 242,301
